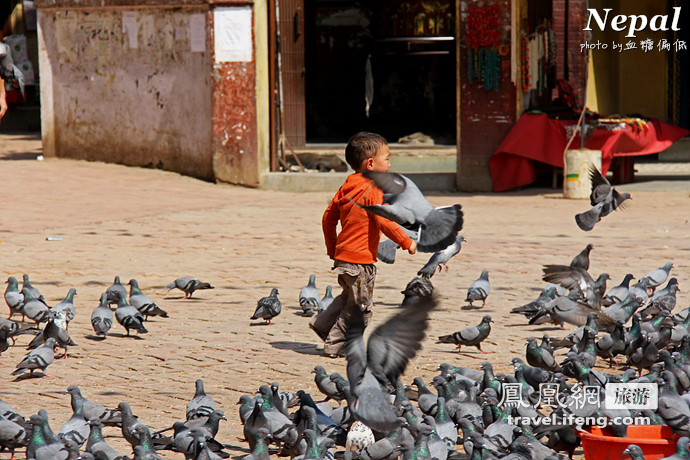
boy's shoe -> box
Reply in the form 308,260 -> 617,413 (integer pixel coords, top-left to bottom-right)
323,351 -> 345,359
309,323 -> 328,342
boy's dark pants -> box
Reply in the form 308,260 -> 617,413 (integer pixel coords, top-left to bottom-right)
311,261 -> 376,355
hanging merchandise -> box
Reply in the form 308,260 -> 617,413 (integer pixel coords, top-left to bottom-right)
466,5 -> 501,92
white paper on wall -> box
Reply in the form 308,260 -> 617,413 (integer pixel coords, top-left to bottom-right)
190,13 -> 206,52
213,6 -> 252,63
122,11 -> 138,49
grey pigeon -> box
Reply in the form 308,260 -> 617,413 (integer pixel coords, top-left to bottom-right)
0,43 -> 25,97
377,239 -> 400,264
251,288 -> 282,325
526,337 -> 559,372
644,279 -> 679,318
21,289 -> 52,326
59,399 -> 90,447
21,274 -> 45,304
114,296 -> 148,336
27,414 -> 68,460
623,445 -> 645,460
85,418 -> 122,460
65,385 -> 121,426
511,285 -> 559,320
167,277 -> 214,299
542,265 -> 609,309
629,279 -> 650,305
602,294 -> 642,325
0,317 -> 27,347
570,244 -> 593,271
417,235 -> 466,279
466,270 -> 490,307
106,276 -> 128,306
53,288 -> 77,324
642,262 -> 674,293
575,163 -> 632,231
28,314 -> 77,358
319,286 -> 334,313
602,274 -> 635,306
595,323 -> 626,367
187,379 -> 217,421
658,371 -> 690,437
130,425 -> 162,460
0,326 -> 9,356
312,366 -> 342,404
659,437 -> 690,460
346,295 -> 437,432
0,412 -> 28,458
299,275 -> 319,317
242,427 -> 271,460
11,337 -> 57,376
128,279 -> 168,320
91,293 -> 114,338
437,315 -> 492,353
355,171 -> 464,252
118,402 -> 149,449
401,277 -> 434,301
4,276 -> 24,320
528,295 -> 613,329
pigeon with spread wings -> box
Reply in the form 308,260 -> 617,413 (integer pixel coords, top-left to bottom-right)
575,164 -> 631,231
352,171 -> 463,253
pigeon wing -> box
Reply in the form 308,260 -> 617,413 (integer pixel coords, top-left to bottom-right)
378,239 -> 399,265
588,164 -> 611,206
362,171 -> 407,196
346,322 -> 368,395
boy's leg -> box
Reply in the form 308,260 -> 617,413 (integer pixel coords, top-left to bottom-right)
323,263 -> 376,356
310,275 -> 348,339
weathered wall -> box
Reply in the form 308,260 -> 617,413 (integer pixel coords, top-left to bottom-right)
38,5 -> 214,180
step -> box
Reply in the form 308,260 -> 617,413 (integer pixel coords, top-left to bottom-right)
658,137 -> 690,161
261,171 -> 457,193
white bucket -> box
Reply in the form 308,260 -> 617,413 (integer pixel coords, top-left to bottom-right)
563,149 -> 602,199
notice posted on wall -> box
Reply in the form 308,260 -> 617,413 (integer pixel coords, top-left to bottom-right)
190,14 -> 206,52
122,11 -> 138,49
213,6 -> 252,63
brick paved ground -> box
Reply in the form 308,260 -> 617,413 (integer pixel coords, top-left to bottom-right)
1,134 -> 689,459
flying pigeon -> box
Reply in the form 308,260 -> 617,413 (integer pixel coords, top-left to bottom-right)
575,163 -> 632,231
542,264 -> 609,309
345,295 -> 437,432
0,43 -> 25,98
570,244 -> 593,271
251,288 -> 282,325
167,277 -> 214,299
437,315 -> 492,353
466,270 -> 490,307
417,235 -> 466,279
91,293 -> 113,338
353,171 -> 464,253
299,275 -> 319,317
12,337 -> 58,377
105,276 -> 128,306
128,279 -> 168,320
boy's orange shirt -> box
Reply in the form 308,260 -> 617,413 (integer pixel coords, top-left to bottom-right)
323,173 -> 413,264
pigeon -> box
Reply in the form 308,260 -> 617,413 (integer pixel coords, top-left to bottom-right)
91,293 -> 114,338
11,337 -> 58,377
629,279 -> 650,305
27,315 -> 77,358
575,163 -> 632,231
21,274 -> 45,304
65,385 -> 122,427
641,262 -> 674,293
377,239 -> 400,265
312,366 -> 343,404
526,337 -> 560,372
437,315 -> 492,353
595,323 -> 626,367
251,288 -> 282,325
299,275 -> 320,317
602,274 -> 635,306
21,290 -> 52,326
167,276 -> 214,299
130,425 -> 162,460
417,235 -> 466,279
0,43 -> 25,97
0,412 -> 28,458
466,271 -> 490,307
401,277 -> 434,302
53,288 -> 77,324
645,280 -> 680,318
243,427 -> 271,460
355,171 -> 464,253
114,296 -> 148,336
528,294 -> 614,329
346,295 -> 438,432
511,285 -> 559,319
128,279 -> 168,320
106,276 -> 128,306
187,379 -> 217,421
85,418 -> 122,460
602,294 -> 642,325
623,445 -> 645,460
59,399 -> 90,447
658,437 -> 690,460
345,421 -> 375,452
319,286 -> 334,313
4,276 -> 24,320
658,371 -> 690,437
26,414 -> 68,460
542,265 -> 609,309
570,244 -> 594,271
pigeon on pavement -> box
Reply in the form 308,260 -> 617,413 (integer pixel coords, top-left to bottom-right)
4,276 -> 24,320
85,418 -> 122,459
21,290 -> 52,326
91,293 -> 114,339
11,337 -> 58,377
299,275 -> 319,317
570,244 -> 594,271
128,279 -> 168,320
526,337 -> 560,372
345,295 -> 437,432
437,315 -> 492,353
355,171 -> 464,253
312,366 -> 343,404
542,265 -> 608,309
466,270 -> 490,307
187,379 -> 217,421
418,235 -> 466,279
641,262 -> 674,294
21,275 -> 45,304
319,286 -> 334,313
59,399 -> 90,447
114,296 -> 148,336
575,163 -> 632,231
53,288 -> 77,324
105,276 -> 128,306
167,277 -> 214,299
251,288 -> 282,325
602,274 -> 635,306
65,385 -> 121,426
27,314 -> 77,358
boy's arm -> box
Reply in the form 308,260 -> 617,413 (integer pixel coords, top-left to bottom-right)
322,199 -> 339,259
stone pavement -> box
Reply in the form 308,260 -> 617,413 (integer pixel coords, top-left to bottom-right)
1,133 -> 689,459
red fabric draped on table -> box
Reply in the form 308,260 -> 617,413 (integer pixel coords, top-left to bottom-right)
489,113 -> 690,192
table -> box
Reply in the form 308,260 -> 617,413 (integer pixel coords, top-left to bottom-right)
489,113 -> 690,192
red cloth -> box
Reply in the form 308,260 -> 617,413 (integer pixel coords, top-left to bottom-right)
489,113 -> 690,192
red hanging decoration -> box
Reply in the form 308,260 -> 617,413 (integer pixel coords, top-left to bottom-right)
466,5 -> 500,49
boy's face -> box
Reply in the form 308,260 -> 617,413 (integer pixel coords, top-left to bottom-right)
364,145 -> 390,173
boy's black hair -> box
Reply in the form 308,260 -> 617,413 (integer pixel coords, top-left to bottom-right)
345,132 -> 387,170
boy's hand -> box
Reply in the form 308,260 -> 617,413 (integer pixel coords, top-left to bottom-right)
408,241 -> 417,255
